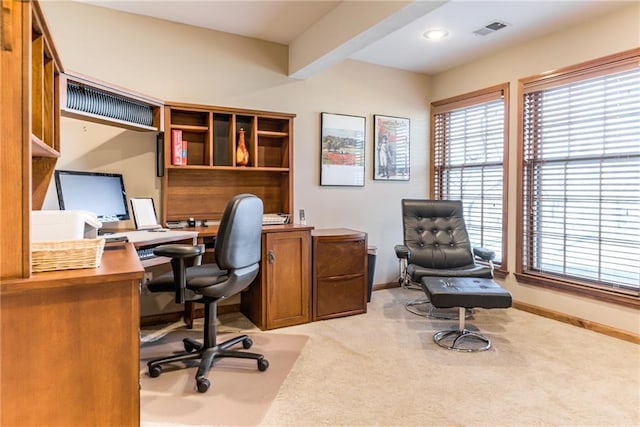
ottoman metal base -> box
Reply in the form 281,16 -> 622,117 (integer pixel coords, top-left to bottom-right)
432,308 -> 491,352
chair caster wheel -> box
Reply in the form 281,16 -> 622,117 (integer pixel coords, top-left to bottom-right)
242,337 -> 253,349
184,341 -> 197,352
149,365 -> 162,378
196,378 -> 210,393
257,358 -> 269,371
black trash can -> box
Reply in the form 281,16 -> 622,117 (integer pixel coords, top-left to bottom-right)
367,246 -> 377,302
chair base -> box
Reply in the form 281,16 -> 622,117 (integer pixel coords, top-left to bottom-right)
147,298 -> 269,393
147,333 -> 269,393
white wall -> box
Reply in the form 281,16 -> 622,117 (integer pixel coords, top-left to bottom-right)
40,1 -> 639,334
430,2 -> 640,335
40,1 -> 430,290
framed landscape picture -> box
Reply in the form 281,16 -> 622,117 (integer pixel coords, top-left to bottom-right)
320,112 -> 366,186
374,115 -> 410,181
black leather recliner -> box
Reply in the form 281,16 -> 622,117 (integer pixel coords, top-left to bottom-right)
395,199 -> 495,317
144,194 -> 268,393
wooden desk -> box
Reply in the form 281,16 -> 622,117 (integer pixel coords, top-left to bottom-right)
184,224 -> 315,330
134,224 -> 315,330
0,243 -> 144,427
105,229 -> 198,268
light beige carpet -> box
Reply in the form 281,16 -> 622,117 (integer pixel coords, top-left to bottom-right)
139,315 -> 308,427
260,287 -> 640,426
139,288 -> 639,426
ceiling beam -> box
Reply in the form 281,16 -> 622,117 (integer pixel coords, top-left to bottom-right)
288,0 -> 447,79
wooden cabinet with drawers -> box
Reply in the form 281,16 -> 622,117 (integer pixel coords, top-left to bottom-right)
312,228 -> 368,321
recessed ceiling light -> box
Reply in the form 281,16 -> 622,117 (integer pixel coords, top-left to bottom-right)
423,29 -> 449,41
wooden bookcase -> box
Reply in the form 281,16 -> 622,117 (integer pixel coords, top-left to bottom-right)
1,0 -> 62,279
2,2 -> 142,425
31,1 -> 62,212
162,102 -> 295,224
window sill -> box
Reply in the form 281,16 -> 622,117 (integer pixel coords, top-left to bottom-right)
514,271 -> 640,309
494,267 -> 509,280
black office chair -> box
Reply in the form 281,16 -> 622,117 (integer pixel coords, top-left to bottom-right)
395,199 -> 495,318
144,194 -> 268,393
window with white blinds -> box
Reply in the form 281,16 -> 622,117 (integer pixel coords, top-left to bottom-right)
431,84 -> 508,265
520,49 -> 640,297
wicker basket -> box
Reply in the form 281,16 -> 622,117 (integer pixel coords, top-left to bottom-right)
31,238 -> 106,273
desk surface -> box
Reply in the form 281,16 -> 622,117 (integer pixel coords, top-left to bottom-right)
186,223 -> 313,237
311,227 -> 366,237
1,243 -> 144,293
106,229 -> 198,246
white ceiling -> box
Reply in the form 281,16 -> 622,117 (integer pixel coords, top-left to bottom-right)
74,0 -> 631,77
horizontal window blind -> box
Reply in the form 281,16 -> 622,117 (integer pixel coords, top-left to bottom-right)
522,54 -> 640,293
432,87 -> 506,263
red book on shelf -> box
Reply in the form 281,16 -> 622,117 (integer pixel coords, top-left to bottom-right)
171,129 -> 184,165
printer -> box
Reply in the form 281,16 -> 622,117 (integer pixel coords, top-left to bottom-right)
31,210 -> 102,242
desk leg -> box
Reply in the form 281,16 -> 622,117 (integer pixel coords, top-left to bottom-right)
184,301 -> 196,329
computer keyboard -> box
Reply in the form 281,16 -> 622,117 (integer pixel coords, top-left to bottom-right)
262,214 -> 289,225
137,247 -> 156,260
166,221 -> 185,229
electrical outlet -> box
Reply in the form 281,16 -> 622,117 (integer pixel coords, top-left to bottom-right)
141,273 -> 153,296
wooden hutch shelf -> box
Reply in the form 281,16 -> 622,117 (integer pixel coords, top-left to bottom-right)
162,102 -> 295,225
31,135 -> 60,158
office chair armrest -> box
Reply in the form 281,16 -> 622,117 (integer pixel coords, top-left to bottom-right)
395,244 -> 409,260
153,244 -> 204,259
153,244 -> 204,304
193,244 -> 206,266
473,246 -> 496,262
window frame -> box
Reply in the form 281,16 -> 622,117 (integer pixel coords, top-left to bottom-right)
515,48 -> 640,308
430,83 -> 510,277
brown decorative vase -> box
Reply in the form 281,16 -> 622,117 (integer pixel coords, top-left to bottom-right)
236,128 -> 249,166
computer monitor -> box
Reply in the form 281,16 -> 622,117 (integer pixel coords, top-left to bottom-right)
54,170 -> 130,223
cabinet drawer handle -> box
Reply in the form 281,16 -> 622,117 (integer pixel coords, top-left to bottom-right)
321,273 -> 364,282
268,249 -> 275,264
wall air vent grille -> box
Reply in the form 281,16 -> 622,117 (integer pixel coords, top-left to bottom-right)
65,82 -> 154,127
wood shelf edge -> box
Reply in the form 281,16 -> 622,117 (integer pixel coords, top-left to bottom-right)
61,108 -> 159,132
31,135 -> 60,158
257,130 -> 288,137
166,165 -> 289,172
170,124 -> 209,132
165,101 -> 296,119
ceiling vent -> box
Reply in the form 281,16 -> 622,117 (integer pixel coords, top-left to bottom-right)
473,20 -> 509,36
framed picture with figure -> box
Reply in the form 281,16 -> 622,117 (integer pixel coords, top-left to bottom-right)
374,115 -> 410,181
320,112 -> 366,186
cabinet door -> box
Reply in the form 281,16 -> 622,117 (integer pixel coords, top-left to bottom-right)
265,230 -> 311,329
